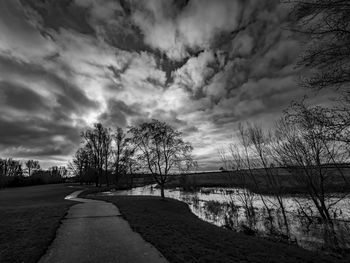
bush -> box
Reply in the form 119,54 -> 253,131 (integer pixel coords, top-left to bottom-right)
1,172 -> 64,188
179,174 -> 198,191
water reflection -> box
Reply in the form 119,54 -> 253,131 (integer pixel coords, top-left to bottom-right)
99,185 -> 350,254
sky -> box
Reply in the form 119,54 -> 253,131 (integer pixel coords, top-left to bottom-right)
0,0 -> 335,170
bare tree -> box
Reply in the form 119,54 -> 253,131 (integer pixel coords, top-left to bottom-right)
0,158 -> 23,188
223,140 -> 257,229
70,146 -> 94,184
290,0 -> 350,159
129,119 -> 194,199
302,100 -> 350,158
102,127 -> 112,186
0,158 -> 23,177
221,123 -> 288,235
70,148 -> 85,184
272,101 -> 349,223
48,166 -> 67,179
82,123 -> 111,187
290,0 -> 350,93
25,160 -> 40,176
234,125 -> 273,218
247,123 -> 290,236
112,127 -> 133,185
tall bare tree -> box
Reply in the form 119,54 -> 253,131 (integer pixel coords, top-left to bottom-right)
221,123 -> 289,235
272,101 -> 349,222
301,100 -> 350,158
291,0 -> 350,93
290,0 -> 350,157
102,127 -> 112,186
82,123 -> 111,187
25,160 -> 40,176
113,127 -> 133,185
0,159 -> 23,177
247,123 -> 290,236
70,146 -> 94,184
129,119 -> 194,199
0,158 -> 23,188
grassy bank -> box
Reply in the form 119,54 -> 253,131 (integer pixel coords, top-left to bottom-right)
88,195 -> 346,263
0,184 -> 81,263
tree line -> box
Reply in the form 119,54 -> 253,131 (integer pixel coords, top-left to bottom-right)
0,159 -> 67,188
70,119 -> 195,198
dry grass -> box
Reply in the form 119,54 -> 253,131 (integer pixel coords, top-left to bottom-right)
0,184 -> 80,263
89,195 -> 347,263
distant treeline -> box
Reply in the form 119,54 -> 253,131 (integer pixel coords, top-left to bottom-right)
0,158 -> 67,188
70,172 -> 156,189
167,166 -> 350,194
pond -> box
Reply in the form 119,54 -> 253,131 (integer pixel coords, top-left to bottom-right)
99,185 -> 350,254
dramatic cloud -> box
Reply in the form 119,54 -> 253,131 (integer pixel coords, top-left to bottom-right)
129,0 -> 242,60
0,0 -> 334,169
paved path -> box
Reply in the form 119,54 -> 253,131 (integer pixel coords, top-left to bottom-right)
39,190 -> 168,263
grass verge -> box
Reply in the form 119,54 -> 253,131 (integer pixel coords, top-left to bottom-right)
89,195 -> 346,263
0,184 -> 81,263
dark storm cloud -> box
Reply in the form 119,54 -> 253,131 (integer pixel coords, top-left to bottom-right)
0,80 -> 88,160
20,0 -> 95,35
0,116 -> 81,158
99,99 -> 142,128
0,55 -> 97,114
0,81 -> 48,112
0,53 -> 98,162
0,0 -> 327,169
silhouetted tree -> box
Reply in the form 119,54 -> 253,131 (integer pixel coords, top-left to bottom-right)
70,147 -> 86,184
82,123 -> 111,186
247,123 -> 290,236
291,0 -> 350,93
102,127 -> 112,186
48,166 -> 67,178
70,145 -> 95,184
113,127 -> 132,185
290,0 -> 350,157
129,119 -> 194,198
220,124 -> 275,235
25,160 -> 40,176
0,159 -> 23,188
0,158 -> 22,177
272,101 -> 349,223
300,99 -> 350,158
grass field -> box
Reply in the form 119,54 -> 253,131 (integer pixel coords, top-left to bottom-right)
88,194 -> 347,263
0,184 -> 81,263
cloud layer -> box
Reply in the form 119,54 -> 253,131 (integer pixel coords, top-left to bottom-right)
0,0 -> 333,169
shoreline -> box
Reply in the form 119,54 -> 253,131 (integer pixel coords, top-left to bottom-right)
83,192 -> 347,263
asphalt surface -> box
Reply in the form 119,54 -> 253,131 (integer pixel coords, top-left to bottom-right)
39,190 -> 168,263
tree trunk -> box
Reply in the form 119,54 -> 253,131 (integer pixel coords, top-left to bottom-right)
279,199 -> 290,237
160,184 -> 165,199
115,172 -> 119,186
130,173 -> 133,188
105,157 -> 109,186
79,171 -> 83,185
99,166 -> 103,187
115,163 -> 119,186
105,172 -> 109,186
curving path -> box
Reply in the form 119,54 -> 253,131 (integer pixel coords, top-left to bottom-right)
39,190 -> 168,263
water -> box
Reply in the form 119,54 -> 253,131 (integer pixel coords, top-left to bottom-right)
99,185 -> 350,253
